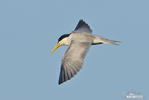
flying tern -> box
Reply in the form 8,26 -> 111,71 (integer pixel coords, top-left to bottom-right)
51,20 -> 119,84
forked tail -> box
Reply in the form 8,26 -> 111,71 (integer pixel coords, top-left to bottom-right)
101,38 -> 120,45
93,35 -> 120,45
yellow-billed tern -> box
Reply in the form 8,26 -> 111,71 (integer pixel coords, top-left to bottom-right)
51,20 -> 119,84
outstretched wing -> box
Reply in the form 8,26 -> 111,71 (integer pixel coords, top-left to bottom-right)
59,40 -> 91,84
73,20 -> 92,33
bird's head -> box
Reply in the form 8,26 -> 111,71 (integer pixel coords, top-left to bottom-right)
51,34 -> 70,53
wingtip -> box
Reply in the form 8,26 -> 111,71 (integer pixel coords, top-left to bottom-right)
78,19 -> 86,24
58,81 -> 63,85
79,19 -> 84,22
74,19 -> 92,33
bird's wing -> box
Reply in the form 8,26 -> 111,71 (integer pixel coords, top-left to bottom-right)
59,40 -> 91,84
73,20 -> 92,33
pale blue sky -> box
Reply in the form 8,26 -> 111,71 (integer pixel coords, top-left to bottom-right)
0,0 -> 149,100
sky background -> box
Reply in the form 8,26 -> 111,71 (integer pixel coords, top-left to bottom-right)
0,0 -> 149,100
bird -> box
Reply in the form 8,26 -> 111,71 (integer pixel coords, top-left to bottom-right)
51,20 -> 119,85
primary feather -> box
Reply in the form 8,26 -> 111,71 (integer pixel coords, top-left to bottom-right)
59,40 -> 91,84
73,20 -> 92,33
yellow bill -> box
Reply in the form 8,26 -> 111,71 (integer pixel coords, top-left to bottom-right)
51,43 -> 60,54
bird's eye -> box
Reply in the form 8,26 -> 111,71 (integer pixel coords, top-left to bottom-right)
58,34 -> 70,43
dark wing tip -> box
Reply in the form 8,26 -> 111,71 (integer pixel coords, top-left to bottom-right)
58,80 -> 63,85
74,19 -> 92,33
78,19 -> 86,24
58,69 -> 75,85
58,64 -> 80,85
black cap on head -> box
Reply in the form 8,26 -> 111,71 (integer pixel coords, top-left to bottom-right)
58,34 -> 70,43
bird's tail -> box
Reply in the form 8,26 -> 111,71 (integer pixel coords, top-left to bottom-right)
93,35 -> 120,45
101,38 -> 120,45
